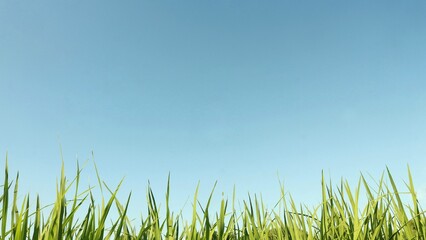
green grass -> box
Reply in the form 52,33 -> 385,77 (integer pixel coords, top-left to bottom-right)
0,156 -> 425,239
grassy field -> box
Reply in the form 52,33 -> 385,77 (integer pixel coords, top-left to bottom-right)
0,158 -> 424,239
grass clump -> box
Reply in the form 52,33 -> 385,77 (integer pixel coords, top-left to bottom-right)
0,155 -> 424,239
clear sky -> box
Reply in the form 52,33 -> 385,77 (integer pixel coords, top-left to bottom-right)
1,0 -> 426,217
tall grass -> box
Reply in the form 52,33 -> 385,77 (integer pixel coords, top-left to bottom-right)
0,157 -> 424,239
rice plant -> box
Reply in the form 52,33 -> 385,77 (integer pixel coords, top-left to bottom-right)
0,155 -> 424,239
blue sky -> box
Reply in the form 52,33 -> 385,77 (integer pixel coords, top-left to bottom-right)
1,0 -> 426,216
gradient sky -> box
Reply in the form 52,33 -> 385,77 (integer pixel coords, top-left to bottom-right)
1,0 -> 426,217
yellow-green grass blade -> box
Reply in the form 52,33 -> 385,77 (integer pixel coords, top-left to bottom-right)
94,178 -> 124,240
189,182 -> 200,240
11,172 -> 19,237
115,192 -> 132,239
31,195 -> 41,240
1,158 -> 9,239
14,194 -> 29,240
405,165 -> 423,236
